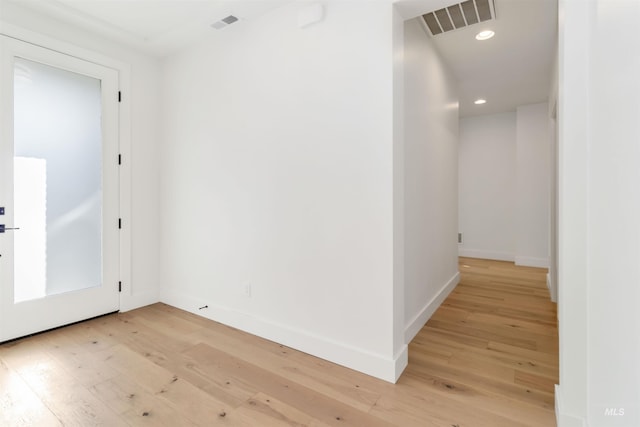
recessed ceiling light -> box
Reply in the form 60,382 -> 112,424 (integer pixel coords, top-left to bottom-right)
475,30 -> 495,41
474,99 -> 487,105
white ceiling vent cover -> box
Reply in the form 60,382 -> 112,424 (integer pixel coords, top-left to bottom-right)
422,0 -> 496,36
211,15 -> 239,30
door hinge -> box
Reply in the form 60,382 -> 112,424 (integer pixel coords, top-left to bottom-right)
118,218 -> 122,229
118,281 -> 122,292
118,154 -> 122,165
118,91 -> 121,103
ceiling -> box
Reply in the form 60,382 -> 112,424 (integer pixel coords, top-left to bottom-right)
3,0 -> 557,118
426,0 -> 558,117
3,0 -> 291,57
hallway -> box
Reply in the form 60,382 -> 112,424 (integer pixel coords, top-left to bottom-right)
392,257 -> 558,426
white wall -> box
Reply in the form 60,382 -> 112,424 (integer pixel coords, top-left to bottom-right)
459,105 -> 550,267
556,0 -> 640,426
0,2 -> 161,310
587,0 -> 640,422
159,2 -> 404,382
402,17 -> 459,342
516,103 -> 550,268
392,5 -> 406,362
548,50 -> 559,303
459,112 -> 517,261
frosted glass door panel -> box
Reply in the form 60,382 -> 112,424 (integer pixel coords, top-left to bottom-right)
14,58 -> 102,302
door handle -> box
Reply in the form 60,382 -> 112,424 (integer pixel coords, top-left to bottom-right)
0,225 -> 20,233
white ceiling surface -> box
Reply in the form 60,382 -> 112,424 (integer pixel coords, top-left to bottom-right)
4,0 -> 291,56
425,0 -> 558,117
4,0 -> 557,117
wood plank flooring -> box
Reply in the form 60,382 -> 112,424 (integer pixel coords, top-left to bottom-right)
0,257 -> 558,426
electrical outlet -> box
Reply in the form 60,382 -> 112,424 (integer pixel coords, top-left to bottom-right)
244,284 -> 252,298
458,232 -> 463,244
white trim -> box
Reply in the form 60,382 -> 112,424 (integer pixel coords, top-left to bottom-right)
0,21 -> 133,313
555,383 -> 561,424
404,271 -> 460,343
393,345 -> 408,382
0,22 -> 127,72
515,256 -> 549,268
116,70 -> 132,311
555,384 -> 588,427
458,250 -> 550,269
120,291 -> 159,313
458,248 -> 514,262
546,272 -> 558,303
160,290 -> 405,383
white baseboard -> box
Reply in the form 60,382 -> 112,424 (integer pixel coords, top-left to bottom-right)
458,250 -> 550,269
548,272 -> 558,303
393,346 -> 408,382
515,256 -> 549,268
120,290 -> 160,312
404,271 -> 461,343
555,384 -> 587,427
458,248 -> 514,262
160,290 -> 407,384
547,273 -> 558,303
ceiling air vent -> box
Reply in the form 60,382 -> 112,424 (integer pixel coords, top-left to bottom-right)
211,15 -> 239,30
422,0 -> 496,36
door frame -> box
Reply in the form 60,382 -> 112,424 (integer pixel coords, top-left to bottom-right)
0,21 -> 133,310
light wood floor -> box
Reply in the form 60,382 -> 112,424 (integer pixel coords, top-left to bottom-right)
0,257 -> 557,426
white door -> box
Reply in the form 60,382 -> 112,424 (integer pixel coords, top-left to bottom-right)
0,36 -> 120,342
